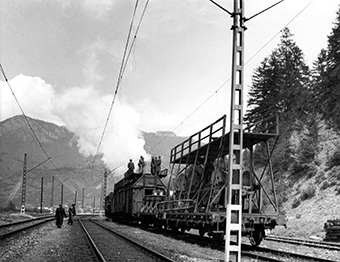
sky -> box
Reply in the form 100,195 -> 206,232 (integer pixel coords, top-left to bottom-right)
1,0 -> 339,170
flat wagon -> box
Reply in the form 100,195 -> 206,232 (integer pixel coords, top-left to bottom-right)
157,114 -> 287,245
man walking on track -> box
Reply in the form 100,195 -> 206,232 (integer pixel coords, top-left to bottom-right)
55,204 -> 67,228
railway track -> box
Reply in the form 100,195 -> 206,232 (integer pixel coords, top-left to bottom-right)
99,220 -> 340,261
265,235 -> 340,251
147,226 -> 339,261
242,243 -> 339,262
79,218 -> 176,262
0,215 -> 55,239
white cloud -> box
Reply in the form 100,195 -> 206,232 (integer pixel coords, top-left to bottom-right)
54,88 -> 148,168
82,0 -> 119,19
56,0 -> 119,19
1,75 -> 148,170
0,75 -> 64,125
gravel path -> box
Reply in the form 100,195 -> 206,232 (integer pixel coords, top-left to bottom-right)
0,217 -> 99,262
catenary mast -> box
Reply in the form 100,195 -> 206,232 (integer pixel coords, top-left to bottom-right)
225,0 -> 245,260
209,1 -> 283,261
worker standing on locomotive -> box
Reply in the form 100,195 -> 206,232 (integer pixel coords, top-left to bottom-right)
156,156 -> 162,175
127,159 -> 135,174
151,156 -> 156,175
138,156 -> 146,174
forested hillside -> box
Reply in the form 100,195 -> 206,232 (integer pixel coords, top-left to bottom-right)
245,7 -> 340,237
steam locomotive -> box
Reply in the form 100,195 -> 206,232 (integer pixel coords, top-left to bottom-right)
105,115 -> 287,246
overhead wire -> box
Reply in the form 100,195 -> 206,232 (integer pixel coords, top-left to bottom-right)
0,1 -> 314,185
92,0 -> 150,164
0,63 -> 65,176
149,0 -> 315,152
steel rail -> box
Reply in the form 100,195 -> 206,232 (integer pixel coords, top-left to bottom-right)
90,219 -> 176,262
0,217 -> 55,238
0,215 -> 54,229
241,251 -> 284,262
243,243 -> 339,262
265,235 -> 340,251
78,219 -> 107,262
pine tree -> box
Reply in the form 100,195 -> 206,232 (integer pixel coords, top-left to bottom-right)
245,27 -> 312,170
246,28 -> 311,130
316,7 -> 340,130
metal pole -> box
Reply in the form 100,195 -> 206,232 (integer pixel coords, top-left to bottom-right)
61,184 -> 64,205
207,2 -> 283,261
50,176 -> 54,209
40,177 -> 44,213
74,191 -> 77,205
225,1 -> 244,261
82,188 -> 85,209
102,170 -> 108,211
21,153 -> 27,214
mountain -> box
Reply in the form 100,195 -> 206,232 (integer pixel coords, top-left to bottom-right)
0,115 -> 187,211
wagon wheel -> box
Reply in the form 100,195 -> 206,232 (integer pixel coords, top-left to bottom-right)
250,229 -> 263,246
141,218 -> 148,228
171,226 -> 179,234
156,220 -> 163,231
198,226 -> 205,237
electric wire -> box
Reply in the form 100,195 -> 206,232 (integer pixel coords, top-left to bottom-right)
0,63 -> 73,201
0,1 -> 316,195
92,0 -> 150,164
121,0 -> 149,82
0,63 -> 63,174
149,0 -> 314,152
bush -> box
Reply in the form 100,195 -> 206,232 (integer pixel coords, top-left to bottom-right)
329,181 -> 338,187
4,201 -> 17,211
320,181 -> 330,190
315,171 -> 325,184
300,184 -> 317,201
291,162 -> 317,179
326,150 -> 340,170
292,198 -> 301,208
335,187 -> 340,195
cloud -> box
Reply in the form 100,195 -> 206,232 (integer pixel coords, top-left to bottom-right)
0,75 -> 64,125
1,75 -> 148,170
54,87 -> 148,168
81,0 -> 119,19
78,37 -> 119,85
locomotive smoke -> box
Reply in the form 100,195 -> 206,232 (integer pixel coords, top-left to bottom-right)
1,75 -> 148,173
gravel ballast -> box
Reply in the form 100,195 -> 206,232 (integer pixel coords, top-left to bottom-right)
0,217 -> 99,262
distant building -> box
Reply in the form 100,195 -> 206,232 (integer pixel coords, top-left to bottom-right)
155,131 -> 176,137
